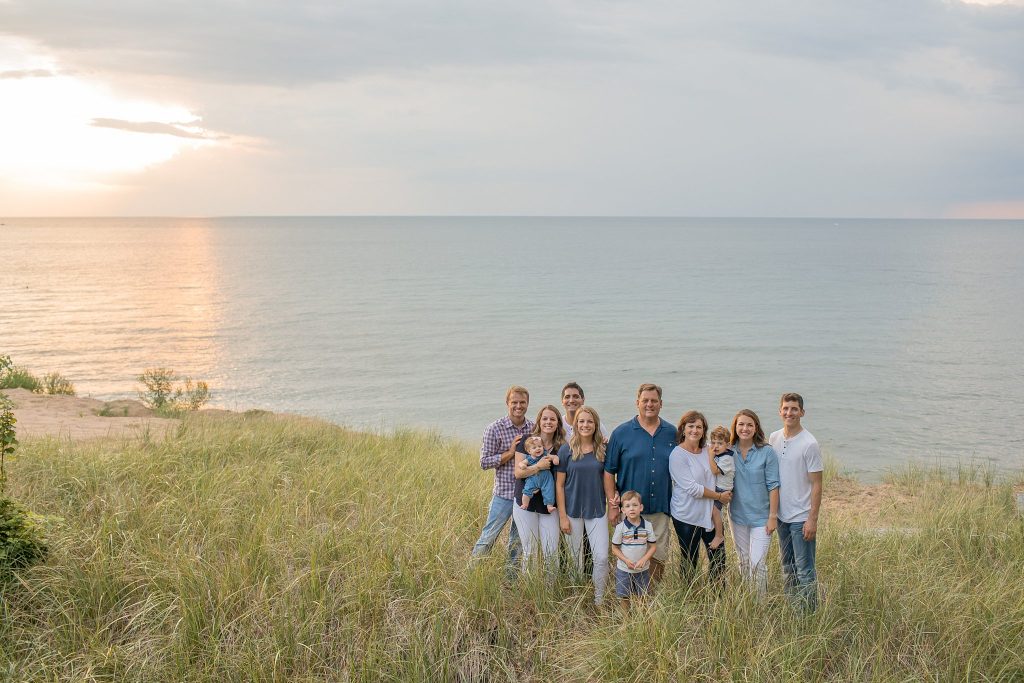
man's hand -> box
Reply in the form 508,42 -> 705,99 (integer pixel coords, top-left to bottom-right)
500,436 -> 522,465
803,517 -> 817,541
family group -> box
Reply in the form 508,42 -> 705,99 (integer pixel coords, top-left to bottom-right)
471,382 -> 823,610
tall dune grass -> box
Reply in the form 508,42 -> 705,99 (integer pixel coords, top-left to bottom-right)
1,413 -> 1021,681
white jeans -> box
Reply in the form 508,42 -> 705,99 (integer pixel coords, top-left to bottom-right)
732,523 -> 772,594
566,514 -> 610,604
512,506 -> 560,574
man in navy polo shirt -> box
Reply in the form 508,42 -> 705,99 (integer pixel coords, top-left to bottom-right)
603,383 -> 678,585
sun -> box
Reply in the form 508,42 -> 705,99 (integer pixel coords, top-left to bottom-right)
0,37 -> 220,195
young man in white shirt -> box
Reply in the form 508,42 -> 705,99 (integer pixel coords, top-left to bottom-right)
560,381 -> 607,438
769,392 -> 823,611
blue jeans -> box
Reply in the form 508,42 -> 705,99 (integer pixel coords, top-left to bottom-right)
778,520 -> 817,611
471,495 -> 522,568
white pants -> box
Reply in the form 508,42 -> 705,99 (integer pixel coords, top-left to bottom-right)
732,523 -> 772,594
566,514 -> 610,604
512,506 -> 560,574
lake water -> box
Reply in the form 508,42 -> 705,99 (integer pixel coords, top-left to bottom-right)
3,216 -> 1023,479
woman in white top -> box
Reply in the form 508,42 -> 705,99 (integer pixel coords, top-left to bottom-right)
668,410 -> 731,582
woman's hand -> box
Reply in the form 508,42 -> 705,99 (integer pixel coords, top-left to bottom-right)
719,491 -> 732,504
535,456 -> 553,470
559,515 -> 571,534
765,515 -> 777,536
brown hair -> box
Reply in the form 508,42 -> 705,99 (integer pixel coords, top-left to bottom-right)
780,392 -> 804,410
620,490 -> 642,504
570,405 -> 606,462
505,385 -> 529,403
636,383 -> 663,400
709,425 -> 730,443
561,382 -> 585,400
730,409 -> 767,448
529,405 -> 566,454
675,410 -> 708,448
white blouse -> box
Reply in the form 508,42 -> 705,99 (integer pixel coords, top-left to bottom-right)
668,445 -> 715,531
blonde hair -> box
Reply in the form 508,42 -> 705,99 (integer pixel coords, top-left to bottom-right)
505,385 -> 529,403
569,405 -> 606,462
524,435 -> 544,452
620,490 -> 642,504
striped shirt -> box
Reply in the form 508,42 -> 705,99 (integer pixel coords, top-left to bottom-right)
480,415 -> 535,499
611,516 -> 658,573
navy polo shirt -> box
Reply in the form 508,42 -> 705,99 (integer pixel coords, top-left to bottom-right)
604,416 -> 678,515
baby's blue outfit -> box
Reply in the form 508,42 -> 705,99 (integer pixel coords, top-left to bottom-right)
522,451 -> 556,507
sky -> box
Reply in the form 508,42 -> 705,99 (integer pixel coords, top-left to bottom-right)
1,0 -> 1023,218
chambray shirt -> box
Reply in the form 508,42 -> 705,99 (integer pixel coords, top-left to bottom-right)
604,417 -> 678,515
730,443 -> 781,527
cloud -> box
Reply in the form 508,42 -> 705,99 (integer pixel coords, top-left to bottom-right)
0,1 -> 1020,98
90,117 -> 228,140
0,67 -> 55,78
1,0 -> 1021,217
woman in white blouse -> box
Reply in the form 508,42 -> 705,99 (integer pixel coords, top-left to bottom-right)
668,410 -> 731,582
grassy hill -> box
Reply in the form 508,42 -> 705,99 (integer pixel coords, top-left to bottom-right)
2,412 -> 1022,681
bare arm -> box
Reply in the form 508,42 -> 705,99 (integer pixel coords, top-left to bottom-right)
603,471 -> 620,524
556,471 -> 571,534
636,542 -> 657,570
766,488 -> 779,535
516,452 -> 554,479
804,471 -> 823,540
610,544 -> 630,568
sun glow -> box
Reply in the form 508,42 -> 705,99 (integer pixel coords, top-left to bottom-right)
0,39 -> 219,193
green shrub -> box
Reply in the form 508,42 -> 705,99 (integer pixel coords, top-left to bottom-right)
0,392 -> 48,579
0,355 -> 42,393
0,392 -> 15,491
137,368 -> 211,414
0,494 -> 48,580
41,372 -> 76,396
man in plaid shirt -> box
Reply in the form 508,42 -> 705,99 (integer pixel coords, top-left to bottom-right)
471,385 -> 535,567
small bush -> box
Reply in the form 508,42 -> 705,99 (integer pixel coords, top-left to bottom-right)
0,355 -> 42,392
138,367 -> 175,409
0,495 -> 49,580
0,392 -> 15,489
137,368 -> 211,414
41,372 -> 76,396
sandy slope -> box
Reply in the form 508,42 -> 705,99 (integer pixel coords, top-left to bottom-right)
3,388 -> 178,440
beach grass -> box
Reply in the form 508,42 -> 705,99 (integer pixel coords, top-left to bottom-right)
1,413 -> 1022,682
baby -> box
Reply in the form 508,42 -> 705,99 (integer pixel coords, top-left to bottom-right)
708,425 -> 735,550
521,435 -> 559,512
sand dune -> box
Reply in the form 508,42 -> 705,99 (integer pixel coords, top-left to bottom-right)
3,388 -> 178,440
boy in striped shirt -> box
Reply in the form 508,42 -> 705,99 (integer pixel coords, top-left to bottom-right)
611,490 -> 658,608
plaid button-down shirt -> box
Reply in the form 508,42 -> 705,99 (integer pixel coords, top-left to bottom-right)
480,415 -> 535,499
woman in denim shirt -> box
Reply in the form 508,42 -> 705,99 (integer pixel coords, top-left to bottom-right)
729,409 -> 780,594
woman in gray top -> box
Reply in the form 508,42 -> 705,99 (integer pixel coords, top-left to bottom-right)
556,405 -> 610,606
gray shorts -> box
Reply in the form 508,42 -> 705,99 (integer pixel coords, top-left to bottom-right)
614,567 -> 651,598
